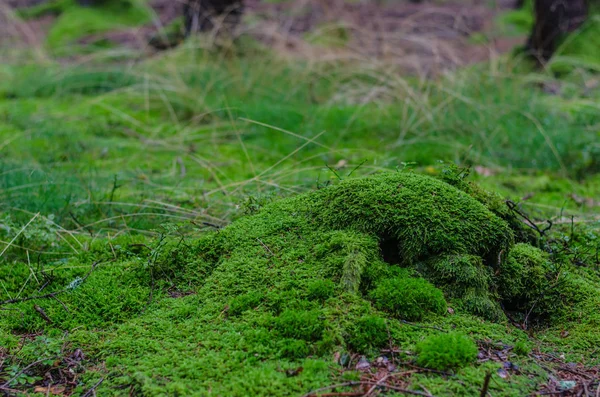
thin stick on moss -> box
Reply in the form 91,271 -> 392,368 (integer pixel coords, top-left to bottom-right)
81,377 -> 104,397
506,201 -> 552,237
479,371 -> 492,397
400,320 -> 446,332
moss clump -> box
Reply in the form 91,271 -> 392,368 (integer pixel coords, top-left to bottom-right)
229,292 -> 264,316
278,339 -> 310,359
306,280 -> 335,303
459,291 -> 506,322
416,332 -> 478,371
370,274 -> 447,321
513,341 -> 532,356
499,243 -> 556,315
346,315 -> 389,353
274,310 -> 325,342
439,164 -> 538,246
416,254 -> 503,321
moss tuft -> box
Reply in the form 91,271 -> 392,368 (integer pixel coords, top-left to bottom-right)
278,339 -> 310,359
370,273 -> 447,321
346,315 -> 389,353
415,332 -> 478,371
229,292 -> 264,316
513,341 -> 532,356
306,280 -> 335,303
274,310 -> 325,342
500,243 -> 555,315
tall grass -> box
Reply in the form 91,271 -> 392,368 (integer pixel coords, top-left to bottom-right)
0,13 -> 599,242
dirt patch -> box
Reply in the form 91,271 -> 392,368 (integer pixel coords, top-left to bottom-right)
3,0 -> 527,72
244,0 -> 526,73
0,6 -> 55,49
3,0 -> 47,8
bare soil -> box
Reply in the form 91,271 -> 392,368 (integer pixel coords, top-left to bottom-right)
2,0 -> 527,73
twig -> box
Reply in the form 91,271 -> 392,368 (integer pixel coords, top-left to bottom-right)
364,374 -> 390,396
257,238 -> 274,256
81,377 -> 104,397
366,383 -> 434,396
53,296 -> 69,312
34,305 -> 52,324
506,200 -> 552,237
558,366 -> 594,380
480,372 -> 492,397
325,164 -> 342,180
395,363 -> 452,377
0,262 -> 98,306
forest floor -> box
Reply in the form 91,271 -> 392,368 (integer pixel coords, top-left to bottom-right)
1,0 -> 600,396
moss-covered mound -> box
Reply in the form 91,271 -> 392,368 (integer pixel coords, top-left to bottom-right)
0,171 -> 580,331
196,171 -> 539,323
1,172 -> 598,395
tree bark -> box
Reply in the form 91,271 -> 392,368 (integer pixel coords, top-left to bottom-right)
183,0 -> 244,36
525,0 -> 589,62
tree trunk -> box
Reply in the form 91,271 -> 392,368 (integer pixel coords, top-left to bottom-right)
183,0 -> 244,36
526,0 -> 588,62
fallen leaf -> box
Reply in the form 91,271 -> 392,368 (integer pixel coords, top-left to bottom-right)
33,386 -> 66,395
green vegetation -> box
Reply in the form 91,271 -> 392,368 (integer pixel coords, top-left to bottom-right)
1,0 -> 600,395
370,273 -> 447,321
18,0 -> 153,53
415,332 -> 478,371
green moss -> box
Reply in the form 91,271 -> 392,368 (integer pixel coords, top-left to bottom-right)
274,310 -> 325,342
278,339 -> 310,359
345,315 -> 389,353
513,341 -> 532,356
499,243 -> 557,318
370,273 -> 447,321
415,332 -> 478,371
1,169 -> 598,394
229,292 -> 264,316
45,0 -> 153,53
306,280 -> 335,303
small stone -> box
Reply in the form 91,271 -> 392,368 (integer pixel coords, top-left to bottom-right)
559,380 -> 576,391
355,356 -> 371,371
